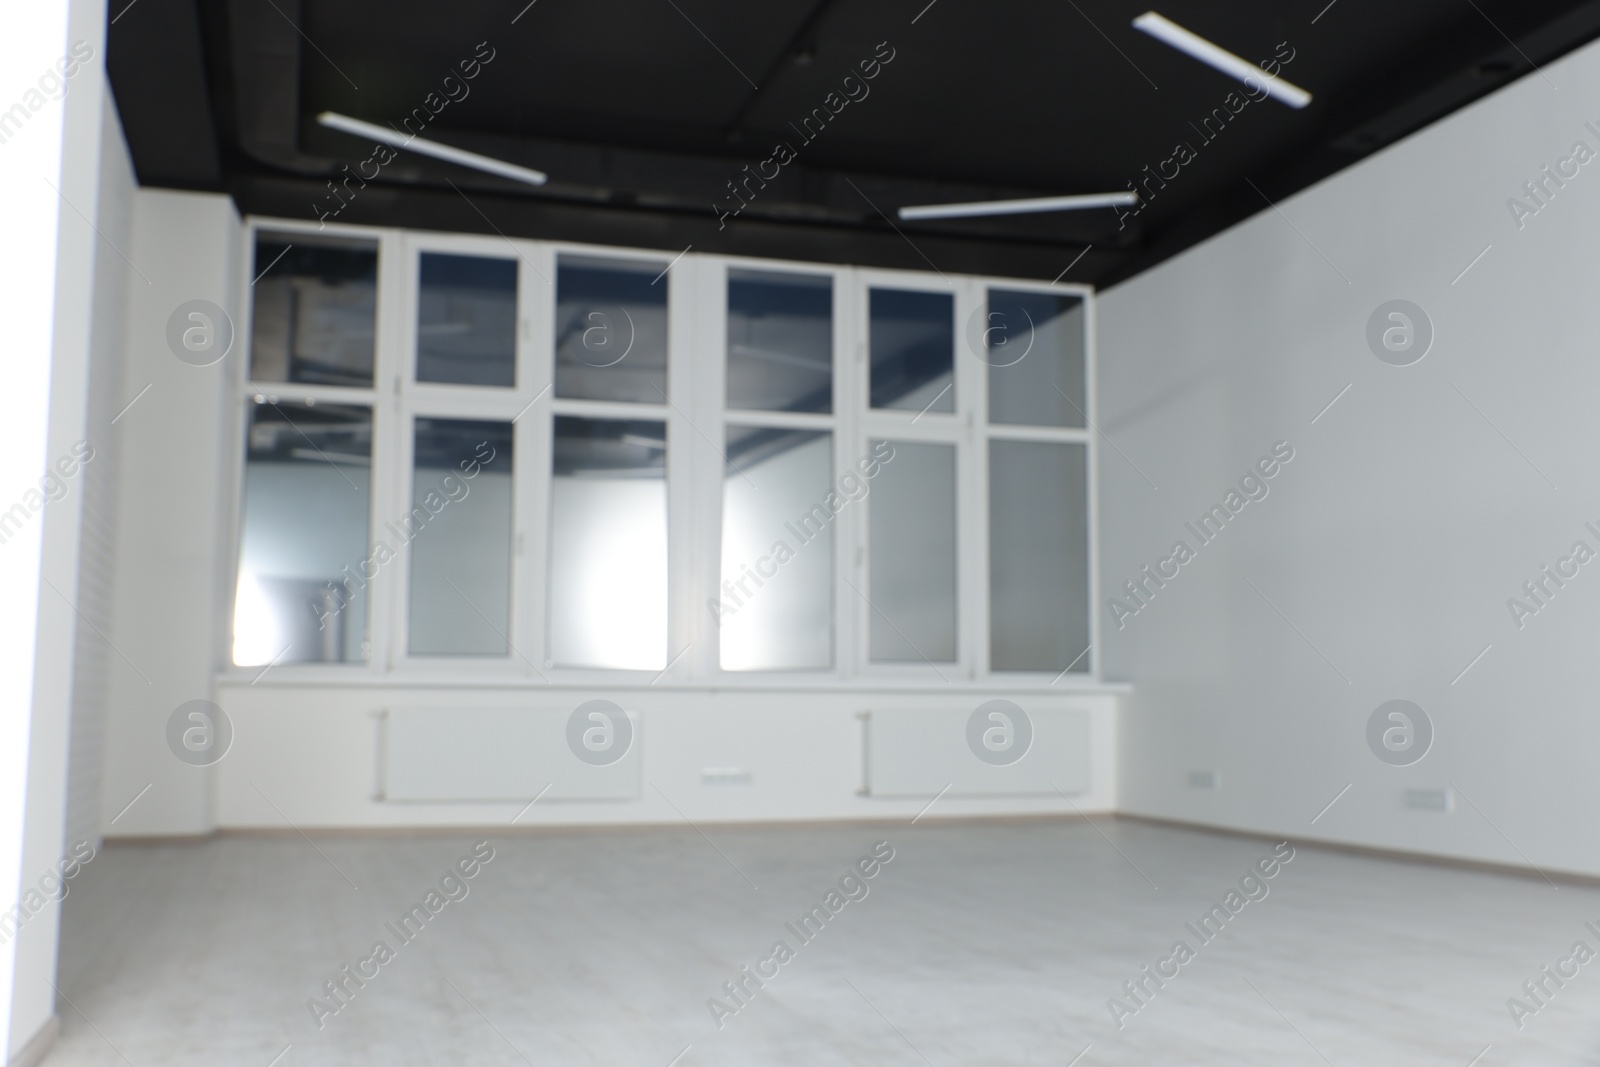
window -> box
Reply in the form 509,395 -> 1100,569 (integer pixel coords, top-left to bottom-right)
233,225 -> 1097,683
727,269 -> 832,414
249,235 -> 377,387
984,287 -> 1093,676
548,416 -> 669,670
720,427 -> 834,671
236,231 -> 380,666
234,399 -> 372,665
720,268 -> 837,672
868,440 -> 957,663
989,440 -> 1089,671
544,250 -> 674,672
554,254 -> 668,403
985,289 -> 1086,428
407,418 -> 514,655
416,254 -> 517,387
869,287 -> 953,414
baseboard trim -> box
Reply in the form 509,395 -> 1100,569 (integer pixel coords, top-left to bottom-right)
104,811 -> 1595,885
9,1014 -> 59,1067
1115,811 -> 1600,889
98,809 -> 1114,843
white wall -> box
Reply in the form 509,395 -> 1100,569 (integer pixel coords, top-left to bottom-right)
1099,36 -> 1600,876
62,86 -> 135,856
0,0 -> 111,1059
209,684 -> 1119,829
98,190 -> 242,839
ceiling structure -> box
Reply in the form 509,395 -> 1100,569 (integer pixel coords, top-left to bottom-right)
108,0 -> 1600,288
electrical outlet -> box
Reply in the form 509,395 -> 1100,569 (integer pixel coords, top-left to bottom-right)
1403,787 -> 1452,812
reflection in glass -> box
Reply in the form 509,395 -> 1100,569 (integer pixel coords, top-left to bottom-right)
990,440 -> 1090,672
416,254 -> 517,387
233,400 -> 371,665
408,419 -> 514,656
987,289 -> 1086,427
869,441 -> 956,662
554,255 -> 669,403
719,428 -> 833,671
548,416 -> 667,669
727,270 -> 832,413
870,288 -> 953,413
250,234 -> 377,386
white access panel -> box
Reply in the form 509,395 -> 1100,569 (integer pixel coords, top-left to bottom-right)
382,707 -> 641,801
866,707 -> 1090,797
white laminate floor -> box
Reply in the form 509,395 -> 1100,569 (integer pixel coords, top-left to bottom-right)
40,818 -> 1600,1066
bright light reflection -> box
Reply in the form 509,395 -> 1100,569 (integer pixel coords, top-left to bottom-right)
231,570 -> 282,666
549,478 -> 667,669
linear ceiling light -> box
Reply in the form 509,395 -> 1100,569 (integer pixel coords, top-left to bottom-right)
316,111 -> 548,186
1132,12 -> 1312,109
898,191 -> 1138,221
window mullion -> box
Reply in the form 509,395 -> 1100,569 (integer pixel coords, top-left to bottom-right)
371,229 -> 410,673
517,240 -> 555,678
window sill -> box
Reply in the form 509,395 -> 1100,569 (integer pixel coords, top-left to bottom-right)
213,667 -> 1131,695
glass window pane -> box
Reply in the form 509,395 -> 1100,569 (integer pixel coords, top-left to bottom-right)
727,270 -> 832,413
548,416 -> 667,669
554,255 -> 668,403
408,419 -> 514,656
870,288 -> 953,413
250,234 -> 377,387
416,253 -> 517,387
869,441 -> 956,663
233,400 -> 371,665
989,440 -> 1090,672
986,289 -> 1086,427
718,427 -> 833,671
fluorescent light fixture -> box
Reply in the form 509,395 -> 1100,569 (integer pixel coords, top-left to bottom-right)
898,191 -> 1138,221
316,111 -> 548,186
1132,12 -> 1312,109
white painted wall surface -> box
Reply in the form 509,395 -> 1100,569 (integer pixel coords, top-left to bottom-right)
0,0 -> 110,1059
98,190 -> 241,840
1099,34 -> 1600,876
62,85 -> 135,857
207,684 -> 1119,829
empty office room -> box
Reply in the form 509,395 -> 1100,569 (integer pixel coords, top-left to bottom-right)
5,0 -> 1600,1063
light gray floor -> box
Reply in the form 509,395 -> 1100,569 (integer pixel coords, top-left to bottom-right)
40,818 -> 1600,1066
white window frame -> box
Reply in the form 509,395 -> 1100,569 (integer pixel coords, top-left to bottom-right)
851,267 -> 976,685
974,277 -> 1099,685
226,216 -> 1100,690
389,230 -> 540,678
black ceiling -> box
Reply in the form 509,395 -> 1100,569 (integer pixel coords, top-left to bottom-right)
108,0 -> 1600,288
